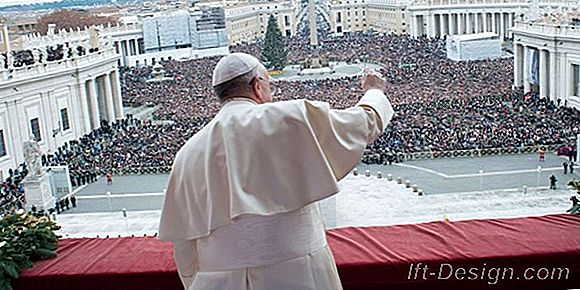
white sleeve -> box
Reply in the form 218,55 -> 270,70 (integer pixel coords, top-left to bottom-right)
303,89 -> 394,180
356,89 -> 395,134
173,240 -> 198,290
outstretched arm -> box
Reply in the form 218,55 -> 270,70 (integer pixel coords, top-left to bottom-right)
304,69 -> 394,180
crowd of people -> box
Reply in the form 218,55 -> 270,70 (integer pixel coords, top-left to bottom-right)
0,163 -> 28,216
42,116 -> 204,179
104,33 -> 580,167
6,31 -> 580,214
19,32 -> 580,190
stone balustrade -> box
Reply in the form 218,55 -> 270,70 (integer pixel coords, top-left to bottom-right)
0,46 -> 117,82
513,20 -> 580,37
411,0 -> 575,6
19,23 -> 142,51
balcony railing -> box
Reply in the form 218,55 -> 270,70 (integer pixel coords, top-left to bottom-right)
513,20 -> 580,38
0,47 -> 118,83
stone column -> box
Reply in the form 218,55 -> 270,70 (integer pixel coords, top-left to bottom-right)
498,12 -> 505,40
121,40 -> 128,57
439,14 -> 446,36
110,70 -> 124,119
491,12 -> 497,35
508,13 -> 514,38
466,12 -> 472,34
549,50 -> 557,101
410,15 -> 417,37
514,43 -> 523,88
458,13 -> 464,34
539,49 -> 548,99
568,64 -> 575,99
308,0 -> 318,46
87,78 -> 100,129
475,12 -> 481,33
77,81 -> 91,133
523,46 -> 531,93
103,73 -> 116,122
483,13 -> 488,32
448,14 -> 454,35
429,13 -> 437,37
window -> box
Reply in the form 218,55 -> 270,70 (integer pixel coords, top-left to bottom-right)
285,15 -> 290,26
0,130 -> 6,157
337,12 -> 342,22
137,38 -> 145,54
60,108 -> 70,131
30,118 -> 41,141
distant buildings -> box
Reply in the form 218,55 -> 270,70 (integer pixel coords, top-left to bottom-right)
0,25 -> 122,177
512,9 -> 580,106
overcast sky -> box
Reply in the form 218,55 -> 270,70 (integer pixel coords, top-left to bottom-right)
0,0 -> 62,7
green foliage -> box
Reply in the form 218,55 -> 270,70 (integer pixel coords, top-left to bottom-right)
261,15 -> 288,70
0,210 -> 60,290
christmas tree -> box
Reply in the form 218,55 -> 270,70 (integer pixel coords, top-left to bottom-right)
261,15 -> 288,70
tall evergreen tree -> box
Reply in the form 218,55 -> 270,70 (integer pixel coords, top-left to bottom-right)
261,15 -> 287,70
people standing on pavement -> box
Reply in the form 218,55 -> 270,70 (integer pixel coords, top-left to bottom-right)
549,175 -> 557,190
539,147 -> 545,162
563,161 -> 568,174
106,172 -> 113,185
570,161 -> 575,174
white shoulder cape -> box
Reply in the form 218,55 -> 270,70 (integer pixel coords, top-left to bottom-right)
158,89 -> 393,240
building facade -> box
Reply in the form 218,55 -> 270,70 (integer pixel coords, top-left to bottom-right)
512,10 -> 580,107
324,0 -> 576,40
325,0 -> 369,34
225,1 -> 299,45
365,0 -> 409,34
0,26 -> 123,177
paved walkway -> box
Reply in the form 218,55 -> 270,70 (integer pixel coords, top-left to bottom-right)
65,152 -> 577,214
274,62 -> 382,81
362,152 -> 575,194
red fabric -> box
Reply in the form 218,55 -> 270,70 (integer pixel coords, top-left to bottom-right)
14,237 -> 182,290
14,214 -> 580,290
328,214 -> 580,290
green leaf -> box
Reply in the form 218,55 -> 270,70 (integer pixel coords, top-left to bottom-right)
33,248 -> 56,259
1,263 -> 19,279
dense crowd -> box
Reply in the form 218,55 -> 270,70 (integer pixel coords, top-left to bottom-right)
0,163 -> 28,216
34,32 -> 580,185
42,116 -> 205,177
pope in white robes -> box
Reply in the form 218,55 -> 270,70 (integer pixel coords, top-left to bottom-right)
158,53 -> 394,290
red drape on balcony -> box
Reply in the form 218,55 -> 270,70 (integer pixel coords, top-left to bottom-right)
14,214 -> 580,290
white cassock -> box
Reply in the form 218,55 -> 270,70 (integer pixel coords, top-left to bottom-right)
158,89 -> 394,290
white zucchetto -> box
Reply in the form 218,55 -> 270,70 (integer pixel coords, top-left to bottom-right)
212,53 -> 260,86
